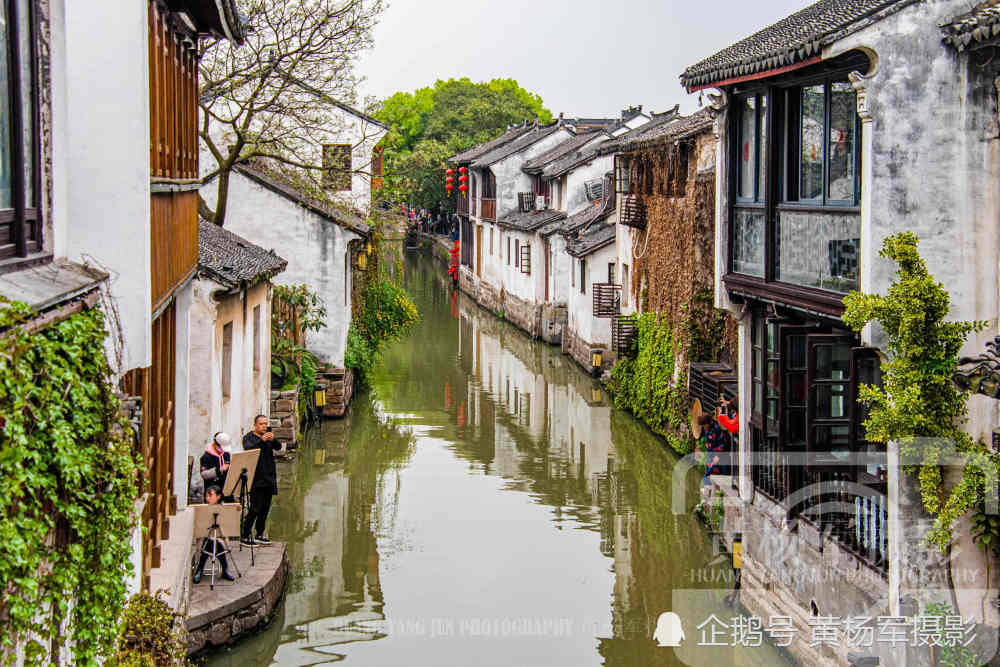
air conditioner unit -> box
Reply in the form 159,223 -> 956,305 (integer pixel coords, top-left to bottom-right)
535,195 -> 546,210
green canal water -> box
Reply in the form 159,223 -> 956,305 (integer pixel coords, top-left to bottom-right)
205,249 -> 794,666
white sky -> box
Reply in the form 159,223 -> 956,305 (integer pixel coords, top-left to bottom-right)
357,0 -> 808,117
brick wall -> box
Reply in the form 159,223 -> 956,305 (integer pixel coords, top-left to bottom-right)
269,387 -> 299,447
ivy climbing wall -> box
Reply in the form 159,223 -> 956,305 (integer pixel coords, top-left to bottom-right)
611,129 -> 737,454
625,131 -> 736,368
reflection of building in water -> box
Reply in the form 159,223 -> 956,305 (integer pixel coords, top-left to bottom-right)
560,376 -> 614,494
270,453 -> 386,664
459,299 -> 623,497
282,470 -> 350,626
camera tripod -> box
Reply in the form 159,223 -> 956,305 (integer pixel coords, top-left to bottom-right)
235,468 -> 256,567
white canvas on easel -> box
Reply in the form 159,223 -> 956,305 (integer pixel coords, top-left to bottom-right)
192,503 -> 241,538
222,449 -> 261,498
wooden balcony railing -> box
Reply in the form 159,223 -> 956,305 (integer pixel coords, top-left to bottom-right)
592,283 -> 621,318
481,198 -> 496,222
149,1 -> 198,181
621,194 -> 646,229
457,192 -> 469,216
151,191 -> 198,309
122,300 -> 178,591
611,315 -> 637,358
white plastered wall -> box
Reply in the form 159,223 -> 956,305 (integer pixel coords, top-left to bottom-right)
200,171 -> 360,365
189,279 -> 274,460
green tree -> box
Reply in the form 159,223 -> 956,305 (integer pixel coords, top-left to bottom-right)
374,78 -> 552,209
842,232 -> 998,551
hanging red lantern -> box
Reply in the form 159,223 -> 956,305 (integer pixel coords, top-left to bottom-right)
445,184 -> 454,191
458,184 -> 468,192
446,176 -> 454,183
458,174 -> 468,183
459,166 -> 467,174
446,169 -> 454,176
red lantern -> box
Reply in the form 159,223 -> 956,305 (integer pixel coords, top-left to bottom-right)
445,184 -> 454,191
446,176 -> 454,183
459,166 -> 467,174
458,184 -> 468,192
446,169 -> 454,176
458,174 -> 468,183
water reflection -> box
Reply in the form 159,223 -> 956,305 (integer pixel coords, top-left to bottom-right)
208,250 -> 793,667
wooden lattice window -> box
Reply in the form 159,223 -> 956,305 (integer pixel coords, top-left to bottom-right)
518,191 -> 535,212
592,282 -> 621,318
520,243 -> 531,274
0,0 -> 42,263
323,143 -> 352,191
621,195 -> 646,229
615,155 -> 631,194
221,321 -> 234,399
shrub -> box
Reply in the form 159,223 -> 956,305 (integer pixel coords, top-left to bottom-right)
107,592 -> 187,667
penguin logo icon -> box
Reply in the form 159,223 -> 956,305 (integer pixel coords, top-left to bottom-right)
653,612 -> 685,647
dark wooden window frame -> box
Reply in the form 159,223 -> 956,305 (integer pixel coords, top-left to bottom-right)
323,143 -> 353,191
725,54 -> 867,315
1,0 -> 43,265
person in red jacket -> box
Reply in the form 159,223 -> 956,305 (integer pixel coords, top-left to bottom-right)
718,396 -> 739,434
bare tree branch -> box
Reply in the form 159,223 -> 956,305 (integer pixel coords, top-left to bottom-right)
199,0 -> 385,226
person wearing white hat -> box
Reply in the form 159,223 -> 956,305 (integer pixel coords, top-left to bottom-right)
199,432 -> 233,502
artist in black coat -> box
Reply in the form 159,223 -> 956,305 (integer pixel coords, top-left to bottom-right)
241,415 -> 281,545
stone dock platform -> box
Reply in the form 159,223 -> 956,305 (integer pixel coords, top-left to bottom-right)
186,541 -> 289,655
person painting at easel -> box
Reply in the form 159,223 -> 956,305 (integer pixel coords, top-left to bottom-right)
192,486 -> 236,583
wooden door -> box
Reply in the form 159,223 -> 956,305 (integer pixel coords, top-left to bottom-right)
544,240 -> 550,301
476,225 -> 483,278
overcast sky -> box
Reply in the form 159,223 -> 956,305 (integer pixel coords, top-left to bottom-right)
357,0 -> 808,117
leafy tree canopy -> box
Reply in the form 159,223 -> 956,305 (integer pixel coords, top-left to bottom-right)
374,78 -> 552,210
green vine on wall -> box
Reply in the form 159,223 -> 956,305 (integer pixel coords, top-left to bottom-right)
345,214 -> 419,386
346,272 -> 419,386
607,286 -> 730,456
843,232 -> 999,552
0,300 -> 140,665
608,313 -> 693,454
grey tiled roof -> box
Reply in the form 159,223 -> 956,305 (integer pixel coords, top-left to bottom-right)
680,0 -> 916,90
0,260 -> 107,311
600,108 -> 714,154
495,208 -> 566,233
232,164 -> 370,236
540,138 -> 616,180
522,130 -> 608,174
566,221 -> 616,257
540,201 -> 611,238
198,220 -> 287,289
942,0 -> 1000,51
470,123 -> 566,168
449,124 -> 535,164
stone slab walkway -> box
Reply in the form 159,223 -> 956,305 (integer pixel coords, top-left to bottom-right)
185,541 -> 289,655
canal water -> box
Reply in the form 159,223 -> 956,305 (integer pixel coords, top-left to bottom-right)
206,249 -> 793,667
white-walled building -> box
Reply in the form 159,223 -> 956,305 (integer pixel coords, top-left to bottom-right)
678,1 -> 1000,664
202,97 -> 388,216
188,221 -> 286,483
1,0 -> 246,638
564,217 -> 618,374
201,164 -> 369,366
